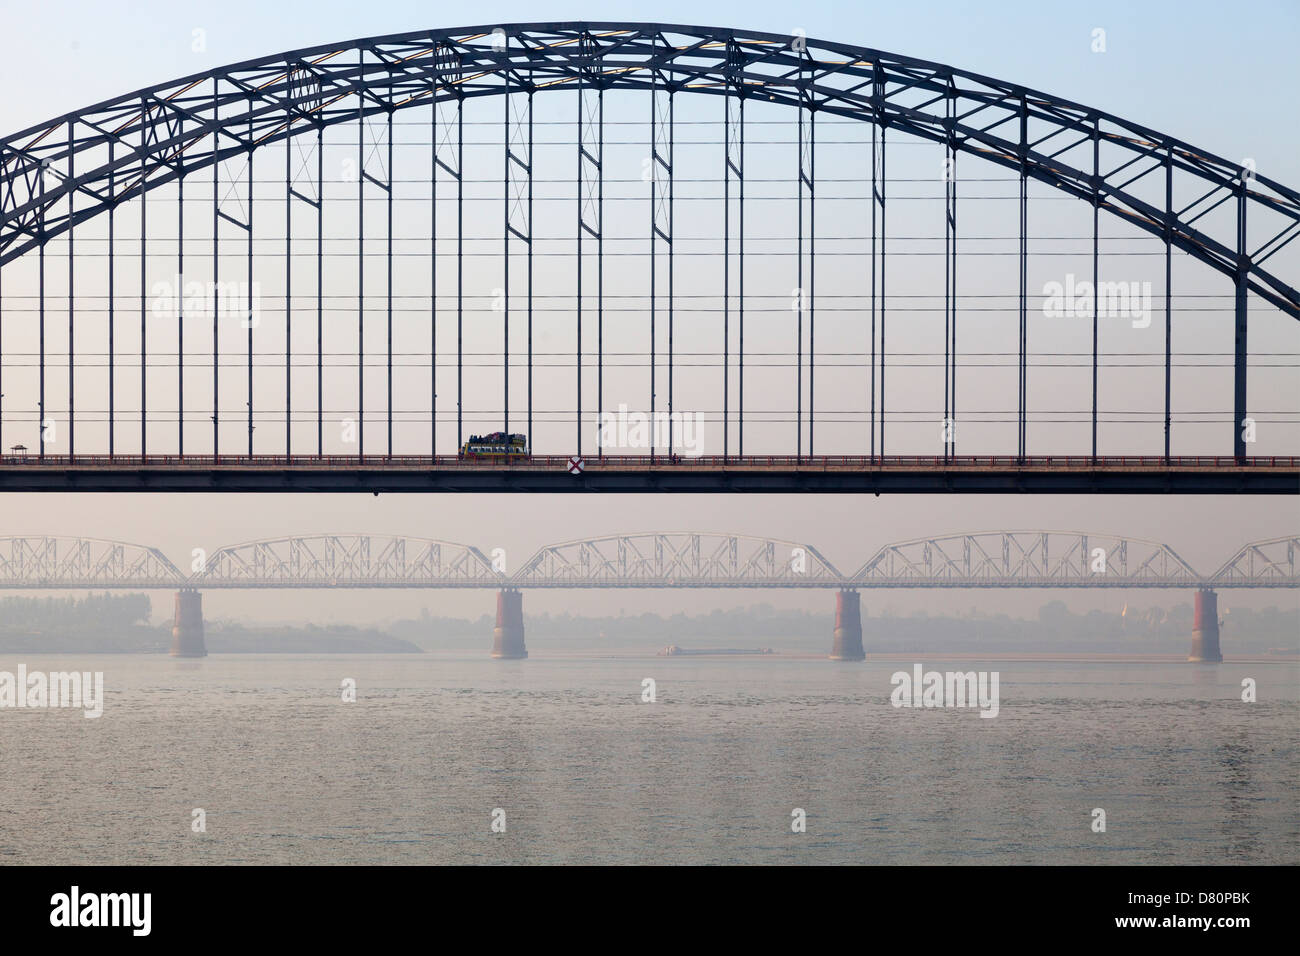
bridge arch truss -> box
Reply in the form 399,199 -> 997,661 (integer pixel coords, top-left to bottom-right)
510,532 -> 844,588
1209,534 -> 1300,588
190,534 -> 501,588
848,530 -> 1203,589
0,21 -> 1296,467
0,535 -> 183,589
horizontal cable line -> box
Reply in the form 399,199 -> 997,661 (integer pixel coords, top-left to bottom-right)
230,137 -> 1032,146
31,193 -> 1100,204
0,313 -> 1250,323
0,294 -> 1243,301
7,415 -> 1292,425
14,235 -> 1196,244
0,307 -> 1249,315
4,349 -> 1285,357
7,407 -> 1288,416
3,361 -> 1291,371
384,119 -> 1007,127
2,251 -> 1200,258
0,405 -> 1280,416
136,176 -> 1024,185
169,193 -> 1108,202
394,119 -> 1031,128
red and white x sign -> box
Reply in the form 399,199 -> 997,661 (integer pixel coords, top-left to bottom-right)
567,456 -> 585,475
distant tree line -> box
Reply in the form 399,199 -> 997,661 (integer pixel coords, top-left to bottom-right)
0,593 -> 152,634
395,600 -> 1299,652
3,594 -> 1293,654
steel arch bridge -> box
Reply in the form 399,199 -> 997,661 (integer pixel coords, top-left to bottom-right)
1,22 -> 1298,493
0,530 -> 1294,589
190,533 -> 500,588
0,535 -> 183,589
1208,534 -> 1299,588
847,530 -> 1204,589
510,532 -> 844,588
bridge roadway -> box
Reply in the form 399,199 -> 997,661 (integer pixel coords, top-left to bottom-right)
0,454 -> 1296,494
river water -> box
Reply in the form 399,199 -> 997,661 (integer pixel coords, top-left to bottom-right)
0,652 -> 1295,864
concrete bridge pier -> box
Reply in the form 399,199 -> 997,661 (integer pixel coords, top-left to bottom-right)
1188,588 -> 1223,662
830,589 -> 865,661
170,589 -> 207,658
492,589 -> 527,659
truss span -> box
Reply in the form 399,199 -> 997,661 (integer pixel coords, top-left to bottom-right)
0,535 -> 183,589
510,532 -> 844,588
1209,535 -> 1299,588
1,530 -> 1296,589
848,530 -> 1203,589
190,534 -> 501,588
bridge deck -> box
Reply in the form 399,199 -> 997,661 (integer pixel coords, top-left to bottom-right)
0,455 -> 1295,494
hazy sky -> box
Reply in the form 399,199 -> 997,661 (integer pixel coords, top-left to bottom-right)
0,0 -> 1296,625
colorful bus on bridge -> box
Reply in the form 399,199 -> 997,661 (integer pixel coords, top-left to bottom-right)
459,433 -> 530,461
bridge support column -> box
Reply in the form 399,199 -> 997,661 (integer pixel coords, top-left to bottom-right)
492,589 -> 527,659
830,589 -> 865,661
1189,588 -> 1222,663
170,590 -> 207,658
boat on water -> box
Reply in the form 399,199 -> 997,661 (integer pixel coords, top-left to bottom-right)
658,645 -> 775,657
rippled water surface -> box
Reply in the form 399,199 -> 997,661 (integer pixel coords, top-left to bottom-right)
1,653 -> 1295,864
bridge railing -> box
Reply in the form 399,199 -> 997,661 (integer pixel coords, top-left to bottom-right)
0,454 -> 1295,468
